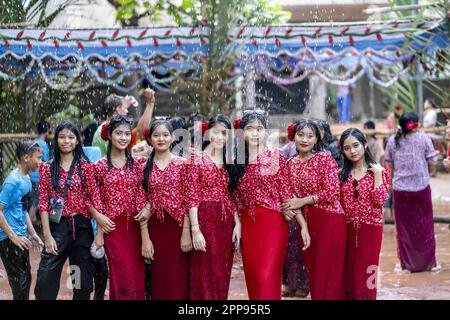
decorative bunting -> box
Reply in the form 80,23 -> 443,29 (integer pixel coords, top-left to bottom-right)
139,29 -> 148,39
53,37 -> 60,48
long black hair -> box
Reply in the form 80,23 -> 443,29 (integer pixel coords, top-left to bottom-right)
292,119 -> 326,157
50,120 -> 89,192
142,119 -> 174,192
229,111 -> 268,192
338,128 -> 376,183
202,114 -> 234,187
313,119 -> 335,146
394,111 -> 419,148
106,114 -> 135,172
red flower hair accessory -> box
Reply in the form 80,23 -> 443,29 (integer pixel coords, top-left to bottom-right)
233,118 -> 241,129
406,121 -> 419,131
143,128 -> 150,140
100,123 -> 109,141
287,123 -> 297,141
200,121 -> 209,135
394,104 -> 402,111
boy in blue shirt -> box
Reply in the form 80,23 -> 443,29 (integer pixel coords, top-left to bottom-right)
0,140 -> 44,300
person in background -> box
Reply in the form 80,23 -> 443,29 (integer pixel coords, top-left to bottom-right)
314,119 -> 342,166
92,89 -> 155,156
82,144 -> 108,300
363,121 -> 382,164
422,98 -> 444,177
82,117 -> 100,147
443,119 -> 450,173
385,112 -> 439,273
28,121 -> 51,227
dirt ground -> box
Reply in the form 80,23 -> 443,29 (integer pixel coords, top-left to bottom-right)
1,173 -> 449,300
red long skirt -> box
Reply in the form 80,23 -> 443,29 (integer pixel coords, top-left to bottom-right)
104,214 -> 145,300
302,207 -> 346,300
189,201 -> 234,300
345,222 -> 382,300
149,213 -> 189,300
241,205 -> 288,300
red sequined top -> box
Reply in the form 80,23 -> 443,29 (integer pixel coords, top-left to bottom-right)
288,152 -> 345,215
94,157 -> 147,220
38,161 -> 102,219
138,156 -> 188,226
233,149 -> 294,221
340,170 -> 390,226
185,151 -> 235,221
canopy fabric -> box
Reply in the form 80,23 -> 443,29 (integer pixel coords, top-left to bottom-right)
0,20 -> 448,91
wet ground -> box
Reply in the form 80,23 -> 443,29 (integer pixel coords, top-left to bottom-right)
1,173 -> 449,300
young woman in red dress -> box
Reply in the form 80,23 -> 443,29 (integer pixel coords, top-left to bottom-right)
35,121 -> 103,300
230,111 -> 295,300
186,115 -> 240,300
92,115 -> 150,300
283,119 -> 346,300
339,128 -> 390,300
138,119 -> 193,300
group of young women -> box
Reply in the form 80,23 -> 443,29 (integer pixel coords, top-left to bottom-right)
1,109 -> 393,301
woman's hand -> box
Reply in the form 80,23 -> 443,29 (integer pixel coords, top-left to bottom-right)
300,227 -> 311,251
192,229 -> 206,252
368,163 -> 384,175
282,197 -> 304,211
180,229 -> 193,253
134,206 -> 151,223
43,234 -> 58,255
94,212 -> 116,234
232,222 -> 241,251
142,238 -> 155,260
283,209 -> 297,221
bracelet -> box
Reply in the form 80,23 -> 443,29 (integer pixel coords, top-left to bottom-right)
183,226 -> 190,229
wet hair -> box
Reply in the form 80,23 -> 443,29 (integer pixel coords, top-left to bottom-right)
50,120 -> 89,192
202,114 -> 234,188
37,120 -> 50,134
394,111 -> 419,148
106,114 -> 135,172
169,116 -> 188,156
313,119 -> 335,146
104,94 -> 123,118
229,111 -> 268,192
292,119 -> 326,155
17,140 -> 41,160
142,119 -> 174,192
339,128 -> 376,183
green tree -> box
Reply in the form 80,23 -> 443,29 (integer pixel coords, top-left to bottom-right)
110,0 -> 291,116
377,0 -> 450,114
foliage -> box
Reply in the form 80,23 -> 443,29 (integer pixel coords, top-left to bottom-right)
378,0 -> 450,115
